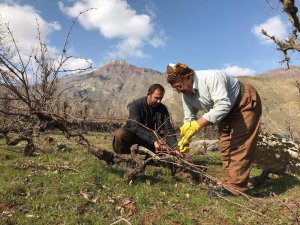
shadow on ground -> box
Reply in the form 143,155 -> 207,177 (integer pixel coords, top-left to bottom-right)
248,173 -> 300,197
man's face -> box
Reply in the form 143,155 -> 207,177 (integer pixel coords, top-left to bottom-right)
171,76 -> 194,95
147,89 -> 164,107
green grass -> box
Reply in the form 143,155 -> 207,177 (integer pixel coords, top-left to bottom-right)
0,132 -> 299,225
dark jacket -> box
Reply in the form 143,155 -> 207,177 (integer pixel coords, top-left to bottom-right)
123,96 -> 177,148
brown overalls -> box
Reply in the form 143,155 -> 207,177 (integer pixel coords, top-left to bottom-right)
217,83 -> 262,195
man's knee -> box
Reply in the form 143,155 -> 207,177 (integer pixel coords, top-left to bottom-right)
112,128 -> 132,154
113,128 -> 127,139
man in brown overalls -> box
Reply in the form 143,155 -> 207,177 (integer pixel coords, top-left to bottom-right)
166,63 -> 262,196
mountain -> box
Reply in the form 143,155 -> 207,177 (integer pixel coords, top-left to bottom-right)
259,66 -> 300,79
58,61 -> 300,138
239,75 -> 300,137
59,60 -> 170,118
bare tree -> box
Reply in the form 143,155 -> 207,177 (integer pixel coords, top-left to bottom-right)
263,0 -> 300,67
0,12 -> 92,155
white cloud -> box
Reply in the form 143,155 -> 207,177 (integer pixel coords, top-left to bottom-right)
108,38 -> 147,58
0,3 -> 61,54
150,30 -> 167,48
0,3 -> 93,72
221,64 -> 256,76
60,57 -> 93,71
58,0 -> 165,58
252,16 -> 288,44
49,21 -> 62,30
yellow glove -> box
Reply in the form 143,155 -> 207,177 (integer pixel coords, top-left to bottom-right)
178,121 -> 201,153
178,137 -> 189,150
180,121 -> 201,140
178,137 -> 190,153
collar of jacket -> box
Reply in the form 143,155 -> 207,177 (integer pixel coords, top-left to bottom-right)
192,72 -> 198,94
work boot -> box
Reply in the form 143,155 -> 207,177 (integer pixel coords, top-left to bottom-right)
209,186 -> 235,199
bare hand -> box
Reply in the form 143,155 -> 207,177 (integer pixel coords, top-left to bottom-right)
174,149 -> 184,158
154,140 -> 170,154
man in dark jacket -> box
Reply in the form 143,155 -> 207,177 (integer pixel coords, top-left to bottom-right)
113,84 -> 178,154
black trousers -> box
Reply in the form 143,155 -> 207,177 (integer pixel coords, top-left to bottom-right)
112,128 -> 155,154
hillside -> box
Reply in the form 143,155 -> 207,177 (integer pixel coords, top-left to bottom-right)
239,76 -> 300,137
59,60 -> 170,118
58,61 -> 300,137
258,66 -> 300,79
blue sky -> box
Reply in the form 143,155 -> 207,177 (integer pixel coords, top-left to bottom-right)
1,0 -> 300,76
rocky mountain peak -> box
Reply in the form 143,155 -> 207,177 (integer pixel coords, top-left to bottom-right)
96,59 -> 162,75
98,59 -> 138,74
104,59 -> 129,66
